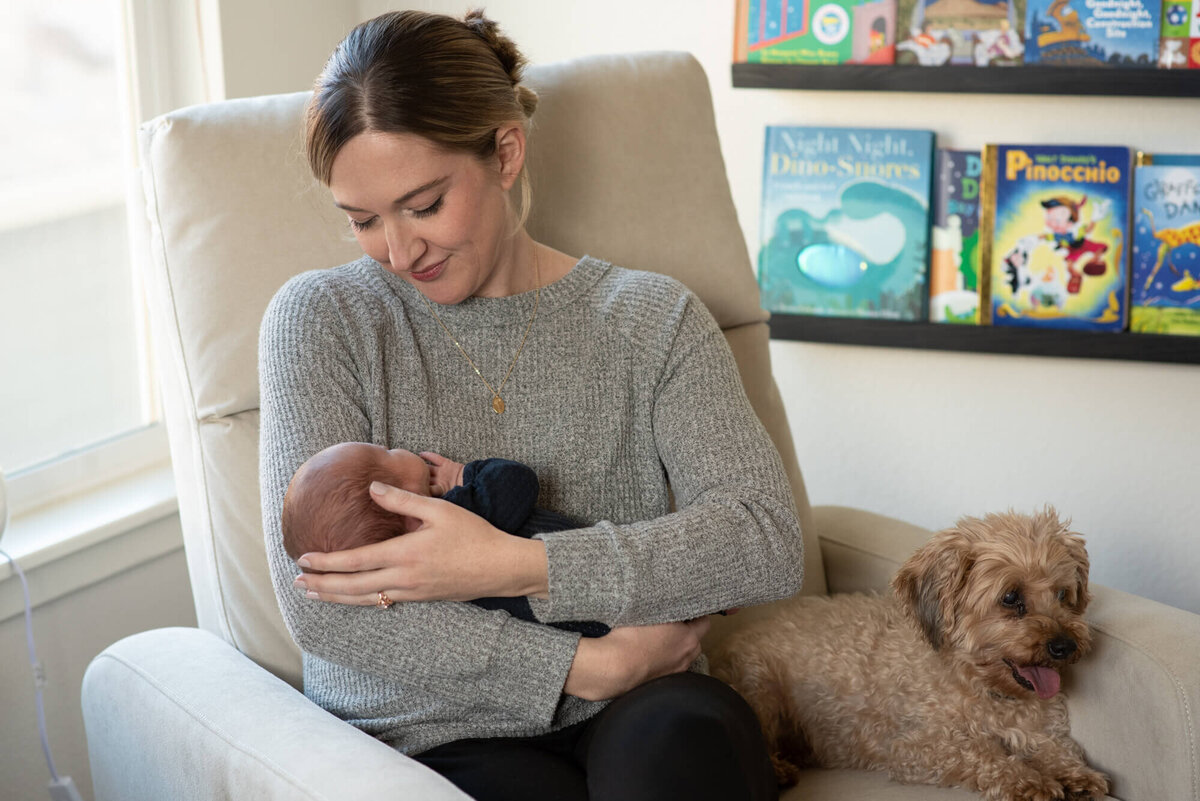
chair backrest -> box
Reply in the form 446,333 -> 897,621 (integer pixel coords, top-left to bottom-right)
140,51 -> 824,686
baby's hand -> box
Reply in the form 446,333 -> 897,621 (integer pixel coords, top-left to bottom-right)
421,451 -> 466,496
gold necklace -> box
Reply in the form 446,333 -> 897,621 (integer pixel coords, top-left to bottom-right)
419,249 -> 540,414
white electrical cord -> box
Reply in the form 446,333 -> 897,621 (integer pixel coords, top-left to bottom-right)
0,547 -> 63,782
0,465 -> 83,801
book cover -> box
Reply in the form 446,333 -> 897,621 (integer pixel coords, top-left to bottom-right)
1130,153 -> 1200,335
740,0 -> 898,64
896,0 -> 1026,65
1158,0 -> 1200,67
931,150 -> 983,323
980,144 -> 1132,331
757,126 -> 935,321
1024,0 -> 1161,66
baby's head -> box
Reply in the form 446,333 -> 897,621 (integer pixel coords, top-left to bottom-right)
281,442 -> 431,568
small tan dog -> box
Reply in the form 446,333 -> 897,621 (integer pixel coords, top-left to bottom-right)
711,509 -> 1109,801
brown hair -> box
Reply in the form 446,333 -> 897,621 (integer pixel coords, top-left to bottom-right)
281,444 -> 425,568
305,9 -> 537,217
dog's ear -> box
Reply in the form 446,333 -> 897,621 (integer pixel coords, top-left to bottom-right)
1040,506 -> 1092,613
1063,531 -> 1091,613
892,528 -> 974,650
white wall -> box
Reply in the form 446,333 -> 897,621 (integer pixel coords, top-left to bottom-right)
352,0 -> 1200,614
0,543 -> 194,801
217,0 -> 360,98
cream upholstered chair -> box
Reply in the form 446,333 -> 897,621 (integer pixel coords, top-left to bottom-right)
81,52 -> 1200,801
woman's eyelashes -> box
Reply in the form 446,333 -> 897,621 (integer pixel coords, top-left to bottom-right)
347,197 -> 444,231
411,196 -> 444,218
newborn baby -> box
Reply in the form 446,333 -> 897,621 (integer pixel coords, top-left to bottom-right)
282,442 -> 609,637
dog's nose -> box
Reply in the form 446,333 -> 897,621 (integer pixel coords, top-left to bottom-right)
1047,637 -> 1077,660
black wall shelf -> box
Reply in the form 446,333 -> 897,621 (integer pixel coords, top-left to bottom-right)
768,314 -> 1200,365
732,62 -> 1200,98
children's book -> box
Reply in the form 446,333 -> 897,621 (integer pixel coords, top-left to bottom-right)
931,150 -> 983,323
1024,0 -> 1161,66
757,126 -> 935,321
1130,153 -> 1200,335
895,0 -> 1026,65
979,144 -> 1132,331
736,0 -> 898,64
1158,0 -> 1200,67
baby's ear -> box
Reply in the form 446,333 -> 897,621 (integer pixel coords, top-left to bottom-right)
892,528 -> 974,651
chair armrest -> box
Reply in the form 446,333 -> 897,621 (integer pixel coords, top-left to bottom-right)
812,505 -> 932,594
82,627 -> 470,801
812,504 -> 1200,801
1069,585 -> 1200,801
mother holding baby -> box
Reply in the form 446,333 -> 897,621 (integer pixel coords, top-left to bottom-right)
258,9 -> 802,800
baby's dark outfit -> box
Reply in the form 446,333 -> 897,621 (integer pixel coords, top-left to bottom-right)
443,458 -> 609,638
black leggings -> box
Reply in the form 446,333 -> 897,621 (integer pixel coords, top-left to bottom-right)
414,672 -> 778,801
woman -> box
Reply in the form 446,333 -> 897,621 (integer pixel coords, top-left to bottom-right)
259,10 -> 802,800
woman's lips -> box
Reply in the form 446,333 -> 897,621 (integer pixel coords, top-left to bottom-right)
409,258 -> 446,282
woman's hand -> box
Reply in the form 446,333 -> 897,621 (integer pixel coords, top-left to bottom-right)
293,482 -> 549,605
564,617 -> 711,702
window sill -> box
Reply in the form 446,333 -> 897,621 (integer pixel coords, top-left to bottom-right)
0,464 -> 181,623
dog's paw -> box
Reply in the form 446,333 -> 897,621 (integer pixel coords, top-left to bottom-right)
1003,772 -> 1066,801
1059,766 -> 1109,800
771,755 -> 802,788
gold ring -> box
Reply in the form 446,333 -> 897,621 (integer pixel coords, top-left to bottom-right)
376,592 -> 394,609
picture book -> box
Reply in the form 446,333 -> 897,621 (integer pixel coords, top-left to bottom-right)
757,126 -> 935,321
1024,0 -> 1161,66
1130,153 -> 1200,335
896,0 -> 1026,66
980,144 -> 1132,332
736,0 -> 898,64
931,150 -> 983,323
1158,0 -> 1200,67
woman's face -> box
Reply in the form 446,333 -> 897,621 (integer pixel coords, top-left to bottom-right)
328,130 -> 522,303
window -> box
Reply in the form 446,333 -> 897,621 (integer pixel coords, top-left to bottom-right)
1,0 -> 215,518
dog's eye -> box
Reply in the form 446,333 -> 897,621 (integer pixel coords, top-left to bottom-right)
1001,590 -> 1022,608
1057,588 -> 1068,603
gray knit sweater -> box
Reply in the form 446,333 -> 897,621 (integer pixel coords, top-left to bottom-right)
258,255 -> 802,755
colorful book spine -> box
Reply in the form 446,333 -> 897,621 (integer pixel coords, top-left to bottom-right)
896,0 -> 1026,66
739,0 -> 898,64
1130,152 -> 1200,335
757,126 -> 935,321
979,144 -> 1132,331
931,150 -> 983,323
1159,0 -> 1200,67
1024,0 -> 1161,66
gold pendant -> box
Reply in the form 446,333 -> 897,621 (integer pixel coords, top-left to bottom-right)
492,396 -> 505,414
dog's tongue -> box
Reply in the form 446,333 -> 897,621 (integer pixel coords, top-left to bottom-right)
1018,665 -> 1061,699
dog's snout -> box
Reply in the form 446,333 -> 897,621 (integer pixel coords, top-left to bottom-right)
1047,637 -> 1077,660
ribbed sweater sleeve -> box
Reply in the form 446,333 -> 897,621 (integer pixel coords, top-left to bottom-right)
526,290 -> 803,626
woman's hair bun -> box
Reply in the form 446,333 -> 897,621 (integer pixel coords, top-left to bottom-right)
463,8 -> 537,116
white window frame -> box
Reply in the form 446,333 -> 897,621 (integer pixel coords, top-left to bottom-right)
0,0 -> 225,610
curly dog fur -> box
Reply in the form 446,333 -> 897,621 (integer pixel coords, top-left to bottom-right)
711,509 -> 1109,801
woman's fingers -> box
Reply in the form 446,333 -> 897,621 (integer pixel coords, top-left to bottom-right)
293,566 -> 399,598
368,481 -> 439,515
296,536 -> 397,573
294,584 -> 390,607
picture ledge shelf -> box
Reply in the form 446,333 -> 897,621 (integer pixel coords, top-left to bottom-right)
731,63 -> 1200,97
768,314 -> 1200,365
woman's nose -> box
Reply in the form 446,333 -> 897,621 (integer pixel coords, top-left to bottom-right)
384,221 -> 425,272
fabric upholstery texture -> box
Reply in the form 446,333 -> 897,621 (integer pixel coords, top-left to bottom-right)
81,50 -> 1198,801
